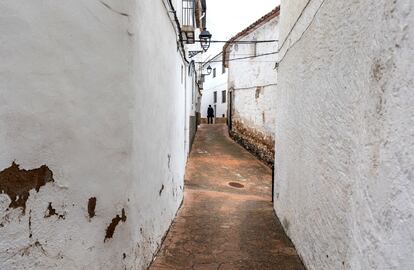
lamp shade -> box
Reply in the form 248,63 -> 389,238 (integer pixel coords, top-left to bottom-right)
199,30 -> 212,52
206,65 -> 212,75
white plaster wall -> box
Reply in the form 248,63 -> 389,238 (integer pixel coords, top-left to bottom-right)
274,0 -> 414,269
200,53 -> 228,118
228,17 -> 278,137
278,0 -> 309,44
232,85 -> 277,136
0,0 -> 191,269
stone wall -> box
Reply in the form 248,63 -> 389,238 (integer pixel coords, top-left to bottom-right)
229,120 -> 274,167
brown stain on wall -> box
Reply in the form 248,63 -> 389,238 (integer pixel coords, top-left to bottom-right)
230,121 -> 275,167
88,197 -> 97,219
0,162 -> 54,213
104,208 -> 127,242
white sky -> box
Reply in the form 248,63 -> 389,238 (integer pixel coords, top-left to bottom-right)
204,0 -> 280,58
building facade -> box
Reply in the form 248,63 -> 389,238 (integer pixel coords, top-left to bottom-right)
223,8 -> 279,166
200,52 -> 228,123
274,0 -> 414,269
0,0 -> 205,269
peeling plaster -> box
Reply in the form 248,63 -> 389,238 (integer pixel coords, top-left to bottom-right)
104,209 -> 127,242
88,197 -> 97,219
44,202 -> 65,219
0,162 -> 54,213
0,0 -> 188,268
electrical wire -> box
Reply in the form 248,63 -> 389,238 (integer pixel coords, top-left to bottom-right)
222,52 -> 277,56
229,83 -> 278,91
226,60 -> 279,63
194,39 -> 278,44
198,51 -> 278,64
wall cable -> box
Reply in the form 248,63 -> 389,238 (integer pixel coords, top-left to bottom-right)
198,51 -> 278,64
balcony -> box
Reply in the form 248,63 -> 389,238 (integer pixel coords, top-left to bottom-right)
182,0 -> 195,44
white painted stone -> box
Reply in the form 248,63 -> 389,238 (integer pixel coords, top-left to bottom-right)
274,0 -> 414,269
0,0 -> 199,269
227,16 -> 279,138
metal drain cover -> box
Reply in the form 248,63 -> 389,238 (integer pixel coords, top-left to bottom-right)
228,182 -> 245,188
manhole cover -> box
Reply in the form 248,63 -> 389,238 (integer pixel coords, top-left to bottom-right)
228,182 -> 245,188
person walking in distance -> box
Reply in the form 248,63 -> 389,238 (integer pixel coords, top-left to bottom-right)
207,105 -> 214,124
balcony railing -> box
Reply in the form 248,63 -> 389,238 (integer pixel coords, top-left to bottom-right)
182,0 -> 195,44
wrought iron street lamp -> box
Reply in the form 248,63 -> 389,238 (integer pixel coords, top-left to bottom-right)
199,29 -> 212,52
200,65 -> 212,84
206,65 -> 212,75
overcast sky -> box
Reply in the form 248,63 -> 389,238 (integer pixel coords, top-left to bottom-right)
204,0 -> 280,58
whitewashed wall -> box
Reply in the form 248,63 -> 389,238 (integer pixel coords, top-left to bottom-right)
274,0 -> 414,269
228,16 -> 278,138
226,16 -> 278,165
0,0 -> 192,269
200,53 -> 228,119
232,86 -> 277,135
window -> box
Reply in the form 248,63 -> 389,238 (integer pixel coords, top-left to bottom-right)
213,91 -> 217,103
222,90 -> 226,103
213,68 -> 216,78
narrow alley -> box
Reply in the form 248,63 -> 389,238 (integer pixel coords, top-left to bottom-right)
1,0 -> 413,269
150,124 -> 304,270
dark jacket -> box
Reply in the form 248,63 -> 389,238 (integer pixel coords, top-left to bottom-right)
207,107 -> 214,117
